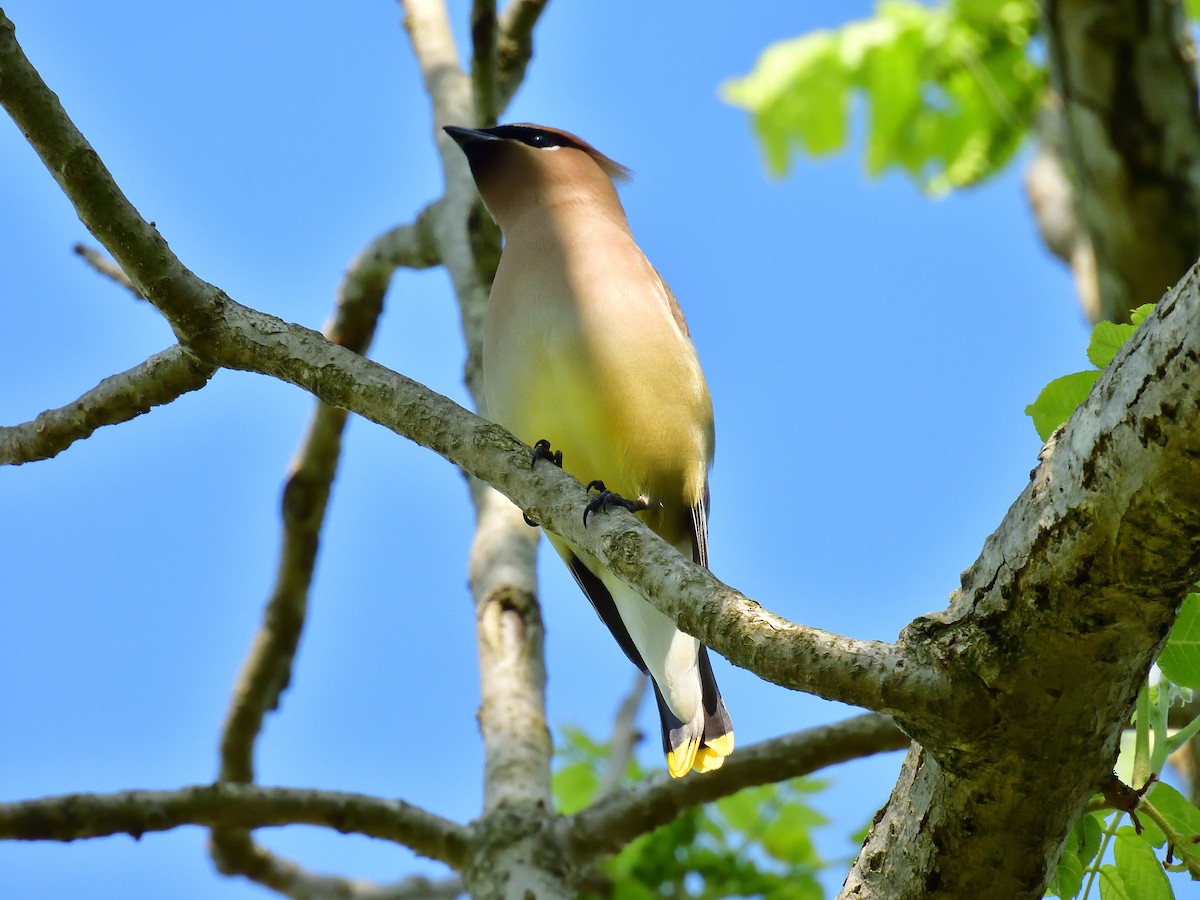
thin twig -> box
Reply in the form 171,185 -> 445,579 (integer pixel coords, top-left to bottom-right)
0,345 -> 215,465
596,673 -> 647,799
73,242 -> 141,297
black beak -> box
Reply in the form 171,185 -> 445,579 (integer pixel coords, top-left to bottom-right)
443,125 -> 501,148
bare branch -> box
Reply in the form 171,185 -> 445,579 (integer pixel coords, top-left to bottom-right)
0,784 -> 468,867
212,829 -> 462,900
596,674 -> 648,799
496,0 -> 548,111
402,0 -> 495,397
73,242 -> 140,297
212,208 -> 443,885
470,0 -> 499,126
216,208 -> 441,786
569,713 -> 907,860
0,344 -> 214,465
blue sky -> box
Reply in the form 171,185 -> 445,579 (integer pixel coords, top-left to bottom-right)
0,2 -> 1090,898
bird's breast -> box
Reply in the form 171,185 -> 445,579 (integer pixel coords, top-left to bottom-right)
482,226 -> 713,510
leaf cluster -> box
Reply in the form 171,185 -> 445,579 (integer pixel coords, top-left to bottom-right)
1025,306 -> 1155,441
554,728 -> 835,899
721,0 -> 1044,194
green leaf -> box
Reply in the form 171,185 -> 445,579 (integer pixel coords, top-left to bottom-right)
761,802 -> 826,864
1145,782 -> 1200,866
1098,864 -> 1127,900
723,0 -> 1044,191
1159,594 -> 1200,689
1048,811 -> 1108,897
717,785 -> 772,833
1087,321 -> 1137,368
611,879 -> 658,900
1078,811 -> 1106,866
1109,827 -> 1173,900
1130,304 -> 1156,326
1046,845 -> 1084,899
552,760 -> 598,815
1025,370 -> 1101,440
721,31 -> 850,175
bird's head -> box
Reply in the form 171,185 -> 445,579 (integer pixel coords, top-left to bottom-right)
444,123 -> 631,229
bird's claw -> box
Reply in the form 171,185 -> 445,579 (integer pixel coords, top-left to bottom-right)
531,438 -> 563,469
583,480 -> 648,526
523,440 -> 563,527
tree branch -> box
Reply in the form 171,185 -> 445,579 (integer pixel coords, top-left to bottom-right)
470,0 -> 499,126
211,209 -> 443,886
568,713 -> 907,859
596,673 -> 648,799
401,0 -> 496,398
1023,99 -> 1101,321
1043,0 -> 1200,322
843,272 -> 1200,896
215,208 -> 441,786
211,829 -> 461,900
496,0 -> 548,110
0,784 -> 468,867
0,344 -> 215,465
73,242 -> 140,297
401,7 -> 562,898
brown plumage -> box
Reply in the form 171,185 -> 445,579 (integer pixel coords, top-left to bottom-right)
445,123 -> 733,776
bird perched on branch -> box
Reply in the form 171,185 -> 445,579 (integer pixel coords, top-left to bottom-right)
445,122 -> 733,777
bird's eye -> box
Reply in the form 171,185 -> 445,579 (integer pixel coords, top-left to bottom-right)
530,133 -> 548,146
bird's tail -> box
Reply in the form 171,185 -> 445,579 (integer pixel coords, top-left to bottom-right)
656,646 -> 734,777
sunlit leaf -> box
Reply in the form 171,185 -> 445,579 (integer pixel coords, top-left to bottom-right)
1046,845 -> 1084,899
1025,370 -> 1101,441
1087,321 -> 1136,368
1130,304 -> 1156,326
1159,594 -> 1200,689
1110,827 -> 1173,900
761,803 -> 825,864
1048,811 -> 1106,897
1145,782 -> 1200,867
724,0 -> 1044,192
552,760 -> 598,815
717,786 -> 771,833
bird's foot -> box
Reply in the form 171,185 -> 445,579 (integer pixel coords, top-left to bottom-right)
530,438 -> 563,469
524,439 -> 565,527
583,480 -> 648,527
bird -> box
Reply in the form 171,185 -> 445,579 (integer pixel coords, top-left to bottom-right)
444,122 -> 733,777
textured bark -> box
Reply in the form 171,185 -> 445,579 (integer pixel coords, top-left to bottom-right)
841,272 -> 1200,897
0,344 -> 214,464
0,784 -> 469,863
1044,0 -> 1200,323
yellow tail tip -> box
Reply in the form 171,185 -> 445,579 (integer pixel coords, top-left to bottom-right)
704,731 -> 735,758
666,737 -> 700,778
667,732 -> 734,777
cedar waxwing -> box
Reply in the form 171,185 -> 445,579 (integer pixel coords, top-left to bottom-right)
445,123 -> 733,777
